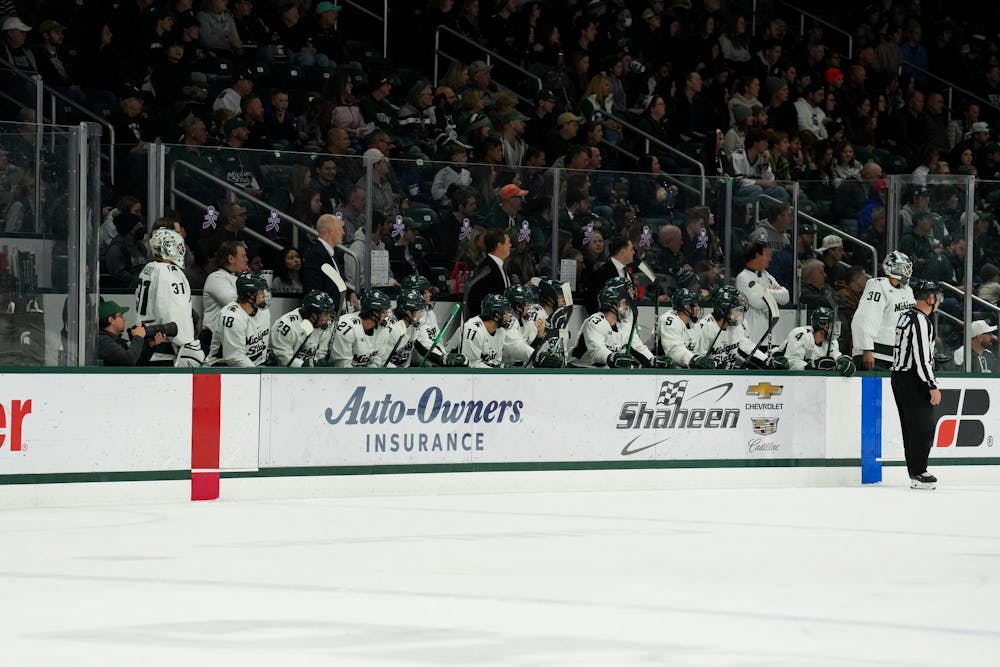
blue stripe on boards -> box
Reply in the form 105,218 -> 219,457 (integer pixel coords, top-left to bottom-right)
861,376 -> 883,484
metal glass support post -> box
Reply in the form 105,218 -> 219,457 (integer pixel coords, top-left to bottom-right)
886,175 -> 900,254
33,75 -> 43,233
147,141 -> 160,229
964,176 -> 976,372
723,178 -> 733,280
791,181 -> 800,305
550,169 -> 561,276
76,123 -> 91,367
65,125 -> 81,366
364,154 -> 374,291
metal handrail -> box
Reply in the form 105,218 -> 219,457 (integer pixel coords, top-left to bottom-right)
169,159 -> 318,249
0,56 -> 116,183
341,0 -> 388,59
774,1 -> 853,59
939,282 -> 1000,319
758,192 -> 878,279
897,62 -> 1000,123
607,112 -> 706,205
433,25 -> 543,94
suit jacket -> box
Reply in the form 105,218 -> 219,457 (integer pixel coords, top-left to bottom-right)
464,256 -> 509,318
585,259 -> 630,314
301,239 -> 352,308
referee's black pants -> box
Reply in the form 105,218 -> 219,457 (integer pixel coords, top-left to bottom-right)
891,371 -> 935,477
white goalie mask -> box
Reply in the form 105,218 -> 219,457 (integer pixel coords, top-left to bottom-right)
149,228 -> 186,268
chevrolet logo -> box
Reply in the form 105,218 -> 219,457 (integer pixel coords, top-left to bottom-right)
747,382 -> 783,399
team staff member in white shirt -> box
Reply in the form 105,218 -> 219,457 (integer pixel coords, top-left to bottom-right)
736,240 -> 789,343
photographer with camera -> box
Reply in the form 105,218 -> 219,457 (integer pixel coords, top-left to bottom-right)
96,300 -> 167,366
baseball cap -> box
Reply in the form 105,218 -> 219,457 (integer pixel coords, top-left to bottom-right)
1,17 -> 31,32
912,184 -> 930,197
180,13 -> 200,28
224,117 -> 247,134
119,83 -> 143,101
980,263 -> 999,282
557,112 -> 582,126
970,320 -> 997,337
971,121 -> 991,134
641,8 -> 656,20
362,148 -> 387,163
874,178 -> 888,192
499,184 -> 528,200
765,76 -> 786,97
798,222 -> 814,235
824,67 -> 844,83
315,1 -> 342,12
987,141 -> 1000,153
38,20 -> 65,33
99,300 -> 129,321
468,60 -> 492,75
535,89 -> 557,103
818,234 -> 843,252
733,105 -> 752,124
501,110 -> 529,124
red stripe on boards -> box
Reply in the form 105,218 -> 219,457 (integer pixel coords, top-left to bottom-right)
191,374 -> 221,501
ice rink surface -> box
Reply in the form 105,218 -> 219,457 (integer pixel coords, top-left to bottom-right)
2,484 -> 999,666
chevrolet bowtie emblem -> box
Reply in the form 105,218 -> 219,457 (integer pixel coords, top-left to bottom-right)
747,382 -> 783,399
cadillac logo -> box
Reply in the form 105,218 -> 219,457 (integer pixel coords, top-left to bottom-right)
752,418 -> 779,436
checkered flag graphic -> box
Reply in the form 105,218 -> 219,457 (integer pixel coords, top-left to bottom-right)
657,380 -> 687,407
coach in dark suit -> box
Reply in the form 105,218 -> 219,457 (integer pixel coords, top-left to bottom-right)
585,235 -> 636,313
464,228 -> 512,318
301,213 -> 356,309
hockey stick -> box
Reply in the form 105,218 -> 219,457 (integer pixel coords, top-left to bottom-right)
285,319 -> 315,367
418,303 -> 461,367
637,262 -> 659,355
382,319 -> 409,368
320,263 -> 348,314
738,288 -> 780,369
824,292 -> 839,358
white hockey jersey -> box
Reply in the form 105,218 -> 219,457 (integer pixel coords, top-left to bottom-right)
658,309 -> 697,367
457,316 -> 507,368
851,277 -> 915,362
379,314 -> 418,368
781,325 -> 843,370
736,268 -> 790,343
269,308 -> 332,367
692,315 -> 765,369
207,302 -> 269,367
408,308 -> 453,366
502,315 -> 537,365
202,269 -> 237,335
135,260 -> 201,365
329,313 -> 389,367
572,312 -> 654,367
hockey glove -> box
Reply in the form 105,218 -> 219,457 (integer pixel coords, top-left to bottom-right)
689,354 -> 716,369
651,355 -> 674,369
535,353 -> 564,368
765,355 -> 790,370
443,353 -> 468,367
813,356 -> 838,372
835,355 -> 856,377
608,352 -> 640,369
175,342 -> 205,368
547,306 -> 571,332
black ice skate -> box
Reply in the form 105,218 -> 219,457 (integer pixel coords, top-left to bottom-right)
909,473 -> 937,490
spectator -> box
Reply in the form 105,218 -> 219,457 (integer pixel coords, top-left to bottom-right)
241,93 -> 271,149
311,1 -> 345,66
485,183 -> 527,230
818,234 -> 848,287
731,129 -> 791,202
1,16 -> 36,107
859,206 -> 887,272
799,259 -> 837,312
201,201 -> 250,261
431,142 -> 472,204
899,184 -> 931,232
545,113 -> 581,167
771,222 -> 815,290
579,74 -> 621,144
197,0 -> 242,54
831,141 -> 862,186
893,90 -> 932,163
398,80 -> 436,157
344,211 -> 397,289
719,15 -> 751,66
953,320 -> 999,374
977,263 -> 1000,305
388,216 -> 430,283
500,111 -> 529,167
263,90 -> 303,148
524,89 -> 557,149
270,247 -> 303,294
642,224 -> 686,277
753,202 -> 792,254
837,265 -> 869,326
900,210 -> 936,277
212,69 -> 254,116
947,101 -> 979,150
216,118 -> 262,195
765,76 -> 796,134
104,213 -> 148,289
794,81 -> 829,141
359,76 -> 398,134
290,187 -> 323,231
673,70 -> 708,143
358,148 -> 399,217
336,186 -> 367,239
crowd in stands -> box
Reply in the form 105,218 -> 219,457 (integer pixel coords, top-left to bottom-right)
4,0 -> 1000,358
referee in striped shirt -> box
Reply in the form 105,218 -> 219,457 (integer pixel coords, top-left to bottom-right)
890,280 -> 943,490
